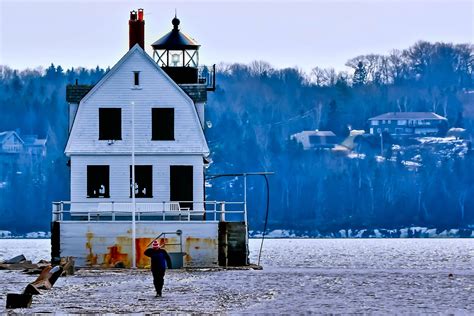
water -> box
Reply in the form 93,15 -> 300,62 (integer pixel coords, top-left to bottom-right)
1,238 -> 473,313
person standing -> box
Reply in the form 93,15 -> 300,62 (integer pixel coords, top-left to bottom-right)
144,240 -> 172,297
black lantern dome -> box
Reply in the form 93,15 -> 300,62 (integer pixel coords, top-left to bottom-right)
151,17 -> 200,51
152,15 -> 215,91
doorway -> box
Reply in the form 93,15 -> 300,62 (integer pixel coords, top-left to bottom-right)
170,166 -> 193,210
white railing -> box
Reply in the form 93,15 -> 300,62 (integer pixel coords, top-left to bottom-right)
52,201 -> 245,223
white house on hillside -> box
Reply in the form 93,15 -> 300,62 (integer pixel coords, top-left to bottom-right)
368,112 -> 448,137
290,130 -> 337,150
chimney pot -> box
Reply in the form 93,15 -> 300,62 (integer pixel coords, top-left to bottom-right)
129,9 -> 145,50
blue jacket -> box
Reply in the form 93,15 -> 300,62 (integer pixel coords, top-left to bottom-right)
144,248 -> 172,271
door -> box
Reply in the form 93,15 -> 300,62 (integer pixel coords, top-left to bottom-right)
170,166 -> 193,210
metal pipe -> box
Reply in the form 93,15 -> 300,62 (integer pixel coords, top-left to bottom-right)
243,174 -> 249,262
131,101 -> 137,269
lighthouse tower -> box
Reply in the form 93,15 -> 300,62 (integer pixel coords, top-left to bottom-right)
53,10 -> 247,269
151,15 -> 215,128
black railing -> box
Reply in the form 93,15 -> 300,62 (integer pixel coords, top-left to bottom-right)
198,65 -> 216,91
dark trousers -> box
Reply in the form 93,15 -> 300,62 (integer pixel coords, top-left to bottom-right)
152,269 -> 166,295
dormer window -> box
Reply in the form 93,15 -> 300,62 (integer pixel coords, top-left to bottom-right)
134,71 -> 140,86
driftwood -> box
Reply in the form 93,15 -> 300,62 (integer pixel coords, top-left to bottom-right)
3,254 -> 27,264
6,293 -> 32,309
5,256 -> 74,309
29,265 -> 64,291
0,262 -> 36,270
6,265 -> 63,309
60,257 -> 75,276
0,254 -> 51,272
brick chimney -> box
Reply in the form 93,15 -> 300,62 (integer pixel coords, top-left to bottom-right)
129,9 -> 145,49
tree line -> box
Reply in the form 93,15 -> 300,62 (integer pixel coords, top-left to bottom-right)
0,40 -> 472,233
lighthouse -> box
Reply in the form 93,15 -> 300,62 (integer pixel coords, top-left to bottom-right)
52,9 -> 247,269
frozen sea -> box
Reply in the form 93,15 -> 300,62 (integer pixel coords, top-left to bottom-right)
1,238 -> 474,314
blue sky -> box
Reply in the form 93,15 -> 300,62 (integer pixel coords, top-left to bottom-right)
0,0 -> 472,71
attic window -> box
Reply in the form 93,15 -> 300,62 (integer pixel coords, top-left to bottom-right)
152,108 -> 174,140
99,108 -> 121,140
130,165 -> 153,198
134,72 -> 140,86
87,165 -> 110,198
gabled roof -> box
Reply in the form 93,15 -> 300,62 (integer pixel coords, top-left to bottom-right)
78,44 -> 196,107
0,131 -> 24,144
291,130 -> 336,149
66,44 -> 209,155
291,130 -> 336,138
368,112 -> 447,121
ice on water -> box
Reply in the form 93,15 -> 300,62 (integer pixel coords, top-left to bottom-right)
1,238 -> 473,313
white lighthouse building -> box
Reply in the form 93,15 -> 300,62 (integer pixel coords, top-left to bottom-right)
52,10 -> 247,268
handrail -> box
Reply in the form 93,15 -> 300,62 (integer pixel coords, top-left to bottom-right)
52,200 -> 245,223
146,230 -> 183,254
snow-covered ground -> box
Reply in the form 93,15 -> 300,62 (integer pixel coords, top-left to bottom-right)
251,226 -> 474,238
1,239 -> 473,313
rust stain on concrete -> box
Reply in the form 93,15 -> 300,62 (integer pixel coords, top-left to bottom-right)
85,231 -> 98,266
136,237 -> 153,268
103,244 -> 129,267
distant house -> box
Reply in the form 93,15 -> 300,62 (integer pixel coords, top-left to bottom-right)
0,131 -> 47,182
23,135 -> 47,157
291,130 -> 337,149
0,131 -> 24,182
0,132 -> 47,156
368,112 -> 447,137
0,131 -> 24,154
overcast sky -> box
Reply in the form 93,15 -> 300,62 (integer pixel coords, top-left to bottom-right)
0,0 -> 472,72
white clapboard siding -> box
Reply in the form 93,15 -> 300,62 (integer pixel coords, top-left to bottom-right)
65,45 -> 209,155
70,155 -> 204,204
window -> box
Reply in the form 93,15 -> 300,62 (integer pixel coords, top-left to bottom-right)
397,120 -> 407,126
134,72 -> 140,86
99,108 -> 121,140
130,165 -> 153,198
87,165 -> 110,198
152,108 -> 174,140
371,120 -> 379,126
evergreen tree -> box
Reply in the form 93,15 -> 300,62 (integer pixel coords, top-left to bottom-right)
353,61 -> 367,86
